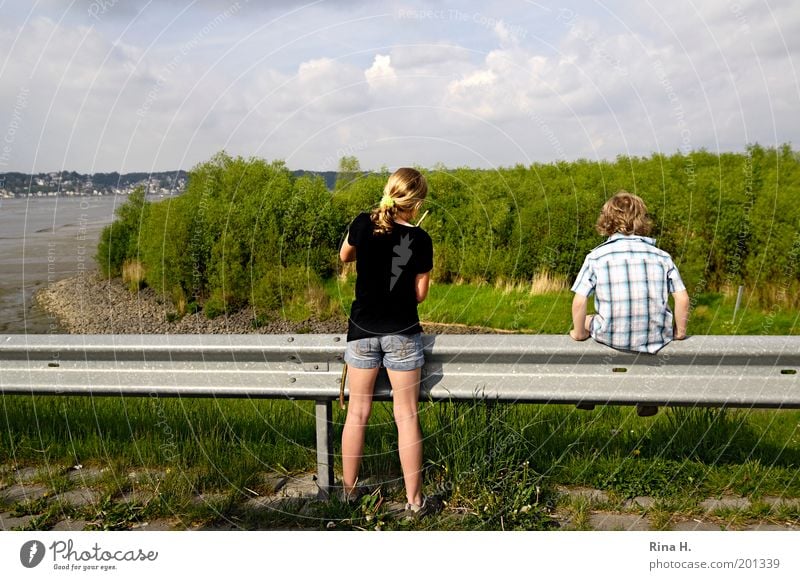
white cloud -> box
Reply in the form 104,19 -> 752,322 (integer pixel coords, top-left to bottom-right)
365,54 -> 397,90
0,0 -> 797,172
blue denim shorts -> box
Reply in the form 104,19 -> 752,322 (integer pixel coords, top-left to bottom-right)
344,333 -> 425,371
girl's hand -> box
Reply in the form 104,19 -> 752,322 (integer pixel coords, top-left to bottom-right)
339,235 -> 356,262
415,272 -> 431,303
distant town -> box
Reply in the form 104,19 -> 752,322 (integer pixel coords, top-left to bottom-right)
0,170 -> 189,198
0,169 -> 341,198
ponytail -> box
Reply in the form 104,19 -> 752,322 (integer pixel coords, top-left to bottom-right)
370,167 -> 427,235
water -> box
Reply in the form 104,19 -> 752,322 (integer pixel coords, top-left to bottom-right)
0,196 -> 121,333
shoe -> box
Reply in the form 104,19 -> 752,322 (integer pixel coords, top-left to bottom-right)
576,403 -> 595,411
636,404 -> 658,417
338,485 -> 368,504
403,495 -> 441,520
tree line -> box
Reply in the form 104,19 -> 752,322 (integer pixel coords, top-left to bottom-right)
97,145 -> 800,318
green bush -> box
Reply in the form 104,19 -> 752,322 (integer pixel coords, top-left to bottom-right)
98,146 -> 800,315
95,188 -> 149,278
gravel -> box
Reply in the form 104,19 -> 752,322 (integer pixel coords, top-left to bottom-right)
34,272 -> 500,335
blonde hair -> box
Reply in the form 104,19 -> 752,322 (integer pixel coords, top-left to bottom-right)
370,167 -> 428,235
596,190 -> 653,237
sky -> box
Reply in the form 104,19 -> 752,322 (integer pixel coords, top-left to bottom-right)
0,0 -> 798,173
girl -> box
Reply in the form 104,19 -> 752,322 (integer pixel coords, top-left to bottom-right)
339,167 -> 433,516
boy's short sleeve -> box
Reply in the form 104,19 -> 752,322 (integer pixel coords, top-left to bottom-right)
666,259 -> 686,293
348,213 -> 370,247
571,256 -> 596,297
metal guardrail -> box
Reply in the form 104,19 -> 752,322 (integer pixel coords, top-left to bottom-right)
2,334 -> 799,497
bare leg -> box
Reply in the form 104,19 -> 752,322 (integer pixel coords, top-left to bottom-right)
341,365 -> 379,495
387,367 -> 423,506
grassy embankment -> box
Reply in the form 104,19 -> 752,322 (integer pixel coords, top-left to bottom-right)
2,282 -> 798,530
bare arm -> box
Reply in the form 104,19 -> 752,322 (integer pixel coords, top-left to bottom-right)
415,272 -> 431,303
672,289 -> 689,339
339,234 -> 356,263
570,293 -> 590,341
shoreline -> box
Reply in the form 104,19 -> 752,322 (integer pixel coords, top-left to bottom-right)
33,273 -> 502,335
33,272 -> 349,335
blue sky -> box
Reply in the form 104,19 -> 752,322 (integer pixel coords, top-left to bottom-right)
1,0 -> 798,172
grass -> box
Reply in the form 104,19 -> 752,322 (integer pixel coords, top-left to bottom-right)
2,280 -> 798,530
326,277 -> 799,335
2,396 -> 799,530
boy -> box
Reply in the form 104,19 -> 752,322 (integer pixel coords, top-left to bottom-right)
570,191 -> 690,415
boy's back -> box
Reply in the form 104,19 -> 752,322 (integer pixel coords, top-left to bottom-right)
570,191 -> 689,355
572,233 -> 685,353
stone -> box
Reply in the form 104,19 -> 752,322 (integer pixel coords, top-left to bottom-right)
0,513 -> 34,530
66,467 -> 104,486
12,467 -> 39,483
557,486 -> 611,504
130,520 -> 174,531
671,519 -> 724,531
54,488 -> 101,507
51,519 -> 89,531
761,496 -> 800,509
260,472 -> 289,494
700,497 -> 750,512
275,474 -> 320,499
589,513 -> 650,531
0,483 -> 49,504
745,523 -> 796,531
623,496 -> 656,510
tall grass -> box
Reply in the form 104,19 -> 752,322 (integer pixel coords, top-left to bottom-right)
4,280 -> 798,529
121,259 -> 145,293
4,396 -> 797,502
326,279 -> 799,335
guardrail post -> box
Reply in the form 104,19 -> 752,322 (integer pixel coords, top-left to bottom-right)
315,399 -> 334,499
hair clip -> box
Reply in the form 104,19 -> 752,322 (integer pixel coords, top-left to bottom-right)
380,194 -> 395,209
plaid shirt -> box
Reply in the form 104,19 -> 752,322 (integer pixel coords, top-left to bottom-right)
571,233 -> 686,354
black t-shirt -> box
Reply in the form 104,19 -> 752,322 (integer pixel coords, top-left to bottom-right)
346,212 -> 433,341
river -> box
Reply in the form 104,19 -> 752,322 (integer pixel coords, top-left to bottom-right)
0,195 -> 156,334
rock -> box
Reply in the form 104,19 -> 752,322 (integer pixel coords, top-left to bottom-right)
51,519 -> 89,531
745,523 -> 796,531
761,496 -> 800,509
54,488 -> 101,507
0,483 -> 49,504
0,513 -> 35,530
671,519 -> 724,531
66,467 -> 104,486
622,496 -> 656,510
260,472 -> 289,494
34,273 -> 506,336
589,513 -> 650,530
12,467 -> 39,483
130,520 -> 174,531
700,497 -> 750,512
557,486 -> 611,504
275,474 -> 320,499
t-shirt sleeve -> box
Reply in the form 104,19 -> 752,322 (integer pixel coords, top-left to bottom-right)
415,231 -> 433,274
347,213 -> 370,247
666,259 -> 686,293
571,256 -> 595,297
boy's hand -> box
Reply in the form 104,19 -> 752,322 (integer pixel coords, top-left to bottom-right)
571,294 -> 591,342
569,329 -> 590,341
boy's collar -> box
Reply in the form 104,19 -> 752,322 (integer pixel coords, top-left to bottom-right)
603,232 -> 657,246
